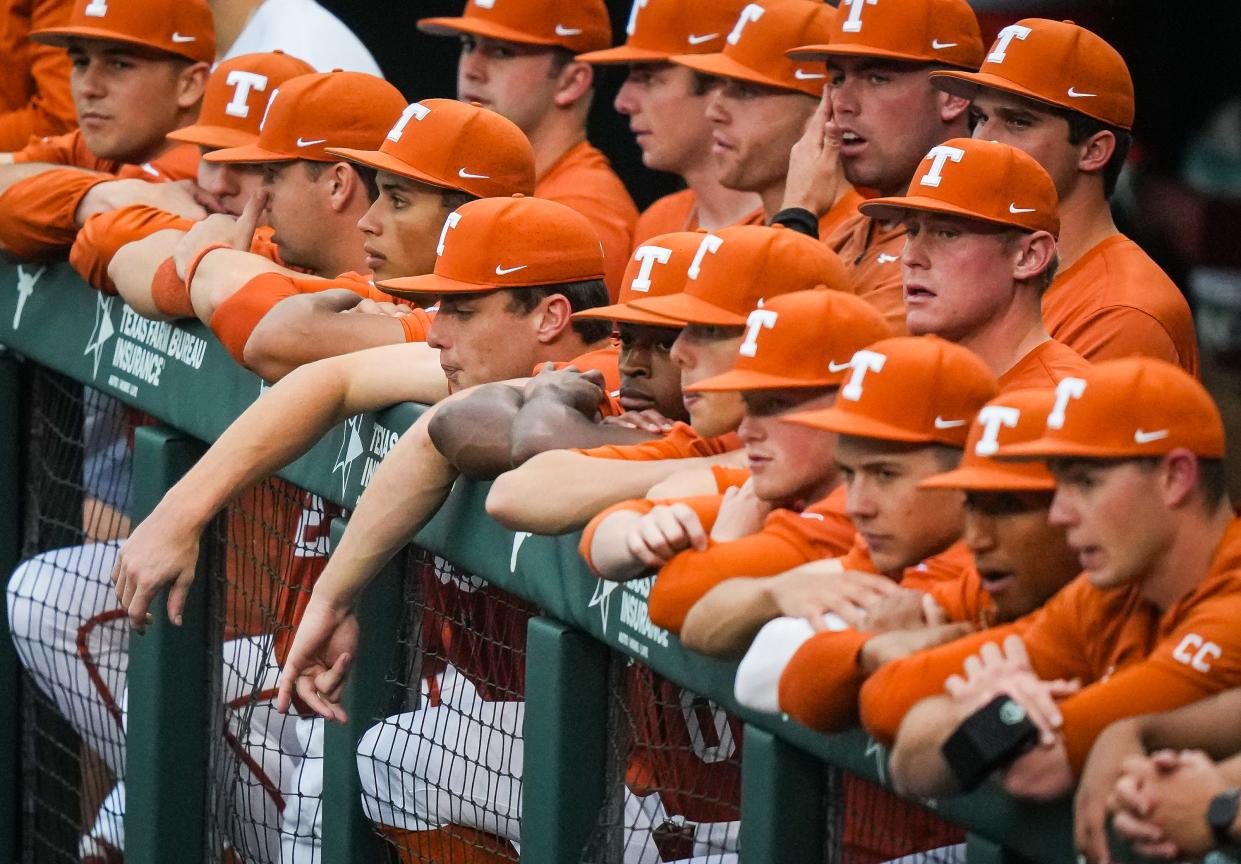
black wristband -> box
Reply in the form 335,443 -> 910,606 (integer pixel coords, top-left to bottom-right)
940,694 -> 1040,792
771,207 -> 819,238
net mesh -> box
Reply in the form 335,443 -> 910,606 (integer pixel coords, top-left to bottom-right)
826,769 -> 967,864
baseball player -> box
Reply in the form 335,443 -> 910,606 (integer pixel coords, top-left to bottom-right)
776,0 -> 984,334
0,0 -> 215,260
865,360 -> 1241,805
0,0 -> 75,149
577,0 -> 762,241
931,18 -> 1199,373
416,0 -> 638,298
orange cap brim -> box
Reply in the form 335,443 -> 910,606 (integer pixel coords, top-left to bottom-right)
418,16 -> 562,48
781,405 -> 939,443
628,292 -> 744,327
572,301 -> 686,326
377,272 -> 496,298
917,462 -> 1055,491
673,52 -> 802,95
326,147 -> 459,192
30,26 -> 200,61
996,437 -> 1140,461
929,70 -> 1134,131
203,143 -> 300,164
577,45 -> 671,64
786,41 -> 975,69
859,194 -> 1035,233
687,368 -> 840,393
167,125 -> 258,150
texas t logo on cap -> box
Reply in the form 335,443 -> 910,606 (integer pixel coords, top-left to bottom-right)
919,145 -> 965,189
840,349 -> 886,401
739,307 -> 778,357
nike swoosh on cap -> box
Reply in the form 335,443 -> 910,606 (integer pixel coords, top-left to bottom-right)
934,417 -> 967,429
171,32 -> 196,42
296,137 -> 327,147
1134,429 -> 1169,444
827,360 -> 853,373
1008,204 -> 1036,214
686,33 -> 719,45
554,25 -> 582,36
1067,87 -> 1097,98
496,264 -> 528,276
931,40 -> 958,49
794,70 -> 826,80
459,168 -> 491,180
877,253 -> 899,264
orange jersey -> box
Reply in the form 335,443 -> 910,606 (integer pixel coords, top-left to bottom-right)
547,344 -> 624,418
632,187 -> 765,246
536,141 -> 638,302
776,542 -> 983,733
70,204 -> 193,294
574,421 -> 740,462
861,518 -> 1241,774
0,0 -> 75,150
997,338 -> 1090,391
826,213 -> 906,336
647,486 -> 855,634
819,187 -> 866,242
11,129 -> 199,178
1044,234 -> 1198,377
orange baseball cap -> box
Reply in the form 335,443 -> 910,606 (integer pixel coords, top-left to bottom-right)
931,19 -> 1134,130
327,99 -> 535,199
577,0 -> 751,64
999,359 -> 1225,461
32,0 -> 215,64
781,336 -> 998,446
574,231 -> 703,326
787,0 -> 982,72
672,0 -> 837,98
688,290 -> 890,392
919,389 -> 1057,491
419,0 -> 611,55
167,52 -> 315,151
628,225 -> 850,327
204,71 -> 407,165
860,138 -> 1059,236
378,195 -> 605,297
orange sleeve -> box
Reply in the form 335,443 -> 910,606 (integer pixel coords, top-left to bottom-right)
839,535 -> 875,572
647,506 -> 852,634
0,167 -> 108,258
69,204 -> 193,294
112,142 -> 200,182
209,272 -> 303,364
1058,306 -> 1182,368
577,495 -> 721,576
398,309 -> 433,343
0,0 -> 76,151
10,129 -> 101,167
1054,596 -> 1241,775
778,628 -> 874,732
711,465 -> 751,492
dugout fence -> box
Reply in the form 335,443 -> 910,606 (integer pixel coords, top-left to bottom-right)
0,261 -> 1073,864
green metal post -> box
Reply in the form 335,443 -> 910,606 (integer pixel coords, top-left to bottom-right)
0,352 -> 25,862
522,617 -> 610,863
321,517 -> 403,863
124,426 -> 209,864
740,725 -> 826,864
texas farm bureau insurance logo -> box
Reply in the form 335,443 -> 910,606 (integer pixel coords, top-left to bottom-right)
587,575 -> 669,659
83,294 -> 208,398
331,414 -> 400,499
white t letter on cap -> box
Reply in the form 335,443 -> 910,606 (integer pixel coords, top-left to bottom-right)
1046,377 -> 1087,430
919,145 -> 966,189
474,0 -> 496,8
840,0 -> 878,33
84,0 -> 108,17
388,103 -> 431,143
629,245 -> 672,294
739,309 -> 778,358
224,71 -> 269,119
688,234 -> 724,280
841,349 -> 886,402
987,24 -> 1032,64
626,0 -> 650,36
727,4 -> 765,45
436,212 -> 463,257
974,405 -> 1021,457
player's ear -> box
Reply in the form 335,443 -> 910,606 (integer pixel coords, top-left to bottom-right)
1076,128 -> 1116,176
533,292 -> 574,343
1160,448 -> 1203,510
935,90 -> 971,126
1011,230 -> 1057,284
175,61 -> 211,110
552,60 -> 593,109
327,162 -> 362,212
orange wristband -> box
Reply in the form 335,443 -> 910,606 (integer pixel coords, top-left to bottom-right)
183,242 -> 232,292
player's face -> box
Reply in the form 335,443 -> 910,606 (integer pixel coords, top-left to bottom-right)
739,388 -> 839,505
670,324 -> 745,437
705,79 -> 815,196
68,39 -> 195,163
356,172 -> 452,281
427,290 -> 545,389
615,64 -> 714,177
836,436 -> 964,575
196,151 -> 264,216
457,35 -> 564,135
617,323 -> 687,420
259,160 -> 339,274
963,490 -> 1080,622
900,212 -> 1021,343
1048,458 -> 1172,591
969,91 -> 1081,199
828,57 -> 949,197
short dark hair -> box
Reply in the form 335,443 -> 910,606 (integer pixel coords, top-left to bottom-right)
503,279 -> 611,343
1060,110 -> 1133,198
440,188 -> 476,213
547,46 -> 577,76
931,444 -> 964,470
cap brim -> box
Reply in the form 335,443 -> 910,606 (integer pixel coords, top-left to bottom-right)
996,437 -> 1137,461
166,125 -> 258,150
30,26 -> 199,60
781,405 -> 935,443
859,194 -> 1028,232
687,369 -> 839,392
673,52 -> 799,94
377,272 -> 497,299
577,45 -> 670,64
628,292 -> 744,326
327,147 -> 458,192
918,463 -> 1055,491
786,42 -> 975,70
929,70 -> 1133,131
418,16 -> 561,48
203,143 -> 296,165
573,301 -> 686,326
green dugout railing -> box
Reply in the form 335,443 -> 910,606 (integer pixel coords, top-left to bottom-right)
0,261 -> 1073,863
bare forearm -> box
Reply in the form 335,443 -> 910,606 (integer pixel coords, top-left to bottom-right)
509,397 -> 651,465
588,510 -> 651,581
889,696 -> 962,798
680,578 -> 778,658
0,161 -> 82,195
189,248 -> 299,324
109,230 -> 184,316
1130,689 -> 1241,759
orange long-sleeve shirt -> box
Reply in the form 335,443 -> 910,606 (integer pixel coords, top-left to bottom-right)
826,212 -> 907,336
0,0 -> 75,150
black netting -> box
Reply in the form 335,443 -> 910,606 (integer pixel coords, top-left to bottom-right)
357,550 -> 534,864
11,368 -> 135,862
825,769 -> 966,864
582,653 -> 743,864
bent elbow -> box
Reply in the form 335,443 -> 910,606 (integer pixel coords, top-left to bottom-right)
485,473 -> 525,529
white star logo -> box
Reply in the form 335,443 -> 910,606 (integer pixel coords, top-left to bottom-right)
13,265 -> 45,330
587,580 -> 621,635
331,415 -> 366,497
865,737 -> 888,785
510,531 -> 531,572
83,294 -> 115,380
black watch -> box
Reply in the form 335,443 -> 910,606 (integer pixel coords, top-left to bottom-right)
1207,788 -> 1240,848
940,694 -> 1040,792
